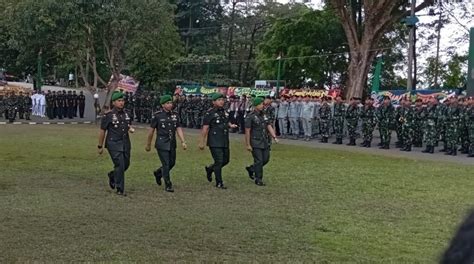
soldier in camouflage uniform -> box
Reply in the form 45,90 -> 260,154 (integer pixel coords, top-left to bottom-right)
360,97 -> 376,148
445,96 -> 462,156
17,91 -> 26,119
398,97 -> 415,152
467,97 -> 474,157
394,103 -> 404,148
5,91 -> 19,123
192,95 -> 201,128
377,96 -> 395,149
319,97 -> 332,143
0,94 -> 4,118
458,98 -> 470,154
421,96 -> 438,154
438,99 -> 450,152
345,97 -> 360,146
332,95 -> 345,145
412,99 -> 424,147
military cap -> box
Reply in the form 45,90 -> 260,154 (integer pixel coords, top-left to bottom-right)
253,97 -> 264,107
211,93 -> 224,101
160,95 -> 173,105
111,91 -> 124,101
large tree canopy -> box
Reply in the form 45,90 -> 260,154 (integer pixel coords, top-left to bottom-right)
257,6 -> 348,88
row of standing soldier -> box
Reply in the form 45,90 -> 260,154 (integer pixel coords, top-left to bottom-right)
45,90 -> 86,119
120,92 -> 474,157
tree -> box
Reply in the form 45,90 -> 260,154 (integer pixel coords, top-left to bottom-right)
442,54 -> 467,89
329,0 -> 434,98
257,6 -> 348,88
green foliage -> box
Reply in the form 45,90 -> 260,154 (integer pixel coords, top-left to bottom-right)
442,54 -> 467,89
256,6 -> 348,88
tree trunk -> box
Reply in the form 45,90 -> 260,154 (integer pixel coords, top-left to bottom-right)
346,44 -> 376,98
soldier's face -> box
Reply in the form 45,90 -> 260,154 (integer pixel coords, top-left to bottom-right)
214,98 -> 225,108
255,104 -> 264,111
113,99 -> 125,109
162,101 -> 173,111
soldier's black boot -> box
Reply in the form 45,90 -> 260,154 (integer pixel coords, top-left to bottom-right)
205,166 -> 213,182
460,145 -> 469,154
245,166 -> 254,180
153,168 -> 162,186
452,148 -> 457,156
332,139 -> 339,144
360,141 -> 367,147
440,143 -> 447,152
383,143 -> 390,149
429,146 -> 434,154
444,148 -> 452,155
405,145 -> 412,152
395,141 -> 402,148
468,149 -> 474,157
165,182 -> 174,192
323,137 -> 329,143
107,171 -> 115,190
422,146 -> 431,153
216,182 -> 227,189
366,141 -> 371,148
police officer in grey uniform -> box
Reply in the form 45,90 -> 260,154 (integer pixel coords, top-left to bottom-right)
146,95 -> 187,193
98,91 -> 133,196
244,97 -> 279,186
199,93 -> 238,189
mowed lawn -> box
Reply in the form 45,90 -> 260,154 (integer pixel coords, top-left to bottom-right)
0,124 -> 473,263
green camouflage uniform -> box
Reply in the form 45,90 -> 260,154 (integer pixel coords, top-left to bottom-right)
376,103 -> 395,148
421,104 -> 438,148
360,104 -> 376,145
333,102 -> 345,140
413,106 -> 424,147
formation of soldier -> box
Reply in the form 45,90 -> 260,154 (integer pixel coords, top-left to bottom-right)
44,90 -> 86,119
0,91 -> 33,122
0,89 -> 87,122
274,94 -> 474,157
119,91 -> 474,158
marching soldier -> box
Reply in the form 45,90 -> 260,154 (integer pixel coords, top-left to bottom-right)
198,93 -> 238,189
244,97 -> 278,186
98,91 -> 134,196
146,95 -> 187,193
78,91 -> 86,118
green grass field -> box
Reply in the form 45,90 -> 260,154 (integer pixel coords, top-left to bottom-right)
0,125 -> 473,262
